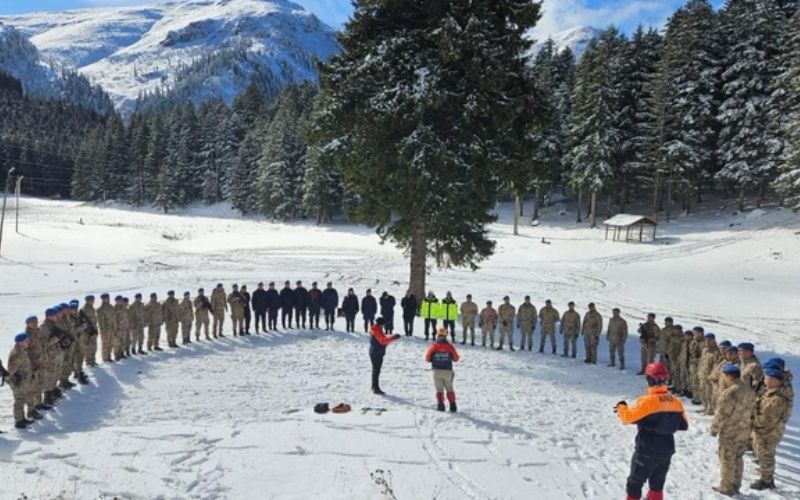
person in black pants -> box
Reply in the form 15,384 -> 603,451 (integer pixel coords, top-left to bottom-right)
361,289 -> 377,332
341,288 -> 359,333
321,282 -> 339,330
240,285 -> 252,335
252,282 -> 268,333
308,282 -> 322,329
294,280 -> 310,329
369,317 -> 400,395
279,281 -> 294,329
400,289 -> 417,337
379,291 -> 396,333
266,282 -> 280,330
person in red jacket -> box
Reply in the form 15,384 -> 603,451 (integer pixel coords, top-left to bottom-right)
424,327 -> 461,412
369,317 -> 400,395
615,362 -> 689,500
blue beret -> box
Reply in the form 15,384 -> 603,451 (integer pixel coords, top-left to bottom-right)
114,295 -> 123,301
725,346 -> 739,354
704,333 -> 716,339
14,332 -> 28,343
100,293 -> 110,299
53,305 -> 64,313
764,367 -> 784,379
25,315 -> 37,323
722,363 -> 740,375
85,294 -> 95,301
69,299 -> 79,305
122,297 -> 129,303
764,358 -> 785,370
45,307 -> 59,317
59,303 -> 69,309
719,340 -> 732,348
738,342 -> 754,352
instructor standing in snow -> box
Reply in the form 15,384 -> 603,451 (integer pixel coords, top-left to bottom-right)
424,327 -> 460,412
616,362 -> 688,500
369,317 -> 400,395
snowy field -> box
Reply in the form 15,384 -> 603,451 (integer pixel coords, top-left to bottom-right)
0,196 -> 798,499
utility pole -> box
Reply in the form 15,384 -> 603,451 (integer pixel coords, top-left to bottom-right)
0,167 -> 16,257
15,175 -> 23,233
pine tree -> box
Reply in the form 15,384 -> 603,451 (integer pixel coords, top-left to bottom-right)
773,10 -> 800,208
126,113 -> 150,205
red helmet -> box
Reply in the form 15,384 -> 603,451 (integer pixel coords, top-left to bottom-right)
645,362 -> 669,382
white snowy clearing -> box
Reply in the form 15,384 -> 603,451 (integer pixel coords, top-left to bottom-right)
0,197 -> 798,499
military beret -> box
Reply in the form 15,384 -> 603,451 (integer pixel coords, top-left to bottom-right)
764,358 -> 785,370
122,297 -> 129,303
85,294 -> 95,301
59,302 -> 69,309
69,299 -> 79,306
184,291 -> 190,296
25,315 -> 37,323
114,295 -> 123,301
167,290 -> 175,295
14,332 -> 28,343
704,333 -> 716,339
722,363 -> 740,375
135,293 -> 142,299
725,346 -> 739,354
719,340 -> 732,348
198,288 -> 204,293
764,367 -> 784,379
150,293 -> 157,298
53,305 -> 64,313
45,307 -> 59,317
217,283 -> 223,287
665,316 -> 673,322
738,342 -> 754,352
68,302 -> 79,310
100,293 -> 110,299
693,326 -> 704,333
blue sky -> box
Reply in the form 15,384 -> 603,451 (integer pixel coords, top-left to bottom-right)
0,0 -> 726,34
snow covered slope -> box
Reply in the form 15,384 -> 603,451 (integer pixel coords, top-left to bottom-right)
0,198 -> 798,498
530,25 -> 602,58
0,0 -> 339,113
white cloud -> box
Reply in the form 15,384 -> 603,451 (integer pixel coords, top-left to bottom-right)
531,0 -> 682,38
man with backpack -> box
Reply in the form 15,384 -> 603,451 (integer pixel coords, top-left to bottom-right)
424,327 -> 460,412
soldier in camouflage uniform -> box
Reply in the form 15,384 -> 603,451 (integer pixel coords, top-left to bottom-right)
68,300 -> 89,384
121,297 -> 133,357
581,303 -> 603,365
24,315 -> 52,411
162,290 -> 180,348
39,307 -> 65,404
516,296 -> 537,352
673,330 -> 693,396
710,364 -> 756,496
112,296 -> 129,361
559,301 -> 579,358
606,308 -> 628,369
211,283 -> 227,338
6,333 -> 40,428
738,343 -> 763,390
144,293 -> 164,351
194,288 -> 212,340
538,299 -> 559,355
636,313 -> 660,375
656,317 -> 675,371
497,296 -> 515,351
459,295 -> 478,346
81,295 -> 99,366
709,343 -> 738,415
750,365 -> 791,491
698,333 -> 722,415
479,301 -> 498,348
128,293 -> 146,355
666,323 -> 684,390
689,327 -> 705,404
179,291 -> 194,345
228,284 -> 245,336
56,304 -> 77,390
96,293 -> 116,363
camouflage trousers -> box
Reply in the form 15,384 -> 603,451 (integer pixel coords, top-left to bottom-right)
10,381 -> 35,422
195,316 -> 210,340
72,334 -> 85,376
165,322 -> 178,345
212,312 -> 225,337
518,325 -> 533,350
481,327 -> 495,347
584,333 -> 599,363
31,368 -> 46,405
539,328 -> 556,352
609,341 -> 624,368
718,437 -> 749,492
113,329 -> 125,360
753,429 -> 783,483
122,328 -> 131,355
657,352 -> 670,373
84,332 -> 98,365
563,333 -> 578,357
461,319 -> 475,344
147,324 -> 161,349
181,321 -> 192,342
497,325 -> 513,348
230,310 -> 244,335
131,327 -> 144,351
60,346 -> 74,385
100,328 -> 113,362
690,362 -> 701,399
640,342 -> 656,372
48,354 -> 62,391
673,361 -> 687,392
702,381 -> 715,415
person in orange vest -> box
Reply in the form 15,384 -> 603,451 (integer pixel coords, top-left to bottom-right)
424,327 -> 461,412
615,362 -> 689,500
369,317 -> 400,395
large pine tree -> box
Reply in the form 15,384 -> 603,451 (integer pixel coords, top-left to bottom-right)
773,10 -> 800,208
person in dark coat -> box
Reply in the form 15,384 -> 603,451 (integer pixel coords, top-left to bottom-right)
369,317 -> 400,395
341,288 -> 359,333
308,282 -> 322,329
401,289 -> 417,337
361,289 -> 378,332
252,282 -> 268,333
265,282 -> 280,331
240,285 -> 252,335
294,280 -> 310,329
321,282 -> 339,330
279,281 -> 295,329
379,292 -> 396,334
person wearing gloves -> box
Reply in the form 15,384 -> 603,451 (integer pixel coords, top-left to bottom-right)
424,327 -> 460,412
368,317 -> 400,395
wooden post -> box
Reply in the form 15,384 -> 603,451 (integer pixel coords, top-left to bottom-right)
0,167 -> 15,257
605,225 -> 609,240
639,222 -> 643,242
15,175 -> 22,233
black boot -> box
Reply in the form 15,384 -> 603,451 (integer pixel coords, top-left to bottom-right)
750,480 -> 775,490
15,420 -> 29,429
539,347 -> 544,353
437,402 -> 445,412
373,388 -> 385,395
29,410 -> 44,420
78,373 -> 90,385
449,402 -> 457,413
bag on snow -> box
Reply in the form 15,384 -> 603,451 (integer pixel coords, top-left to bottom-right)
314,403 -> 330,414
332,403 -> 351,414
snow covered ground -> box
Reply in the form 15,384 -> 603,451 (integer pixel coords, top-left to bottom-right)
0,196 -> 798,499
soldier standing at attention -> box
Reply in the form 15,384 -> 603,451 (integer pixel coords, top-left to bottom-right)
710,364 -> 756,497
636,313 -> 661,375
227,285 -> 245,336
7,333 -> 40,429
479,301 -> 498,348
179,291 -> 194,344
459,294 -> 478,346
738,342 -> 763,390
25,315 -> 52,412
615,363 -> 688,500
424,327 -> 460,412
699,333 -> 722,415
120,298 -> 132,358
193,288 -> 212,340
581,303 -> 603,364
112,296 -> 129,361
516,296 -> 537,352
96,293 -> 115,364
689,327 -> 705,404
68,300 -> 89,383
750,360 -> 793,491
211,283 -> 228,336
144,293 -> 164,350
129,293 -> 146,354
497,296 -> 516,351
656,317 -> 676,372
162,290 -> 180,347
607,307 -> 628,369
81,295 -> 99,366
709,344 -> 739,414
559,301 -> 579,358
675,330 -> 693,397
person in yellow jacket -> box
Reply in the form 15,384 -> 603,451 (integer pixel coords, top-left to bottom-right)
419,291 -> 440,341
440,291 -> 458,342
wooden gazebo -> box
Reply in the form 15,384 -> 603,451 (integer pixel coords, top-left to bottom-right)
603,214 -> 658,242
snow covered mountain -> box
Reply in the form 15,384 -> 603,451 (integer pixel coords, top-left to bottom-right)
0,0 -> 339,114
529,26 -> 602,59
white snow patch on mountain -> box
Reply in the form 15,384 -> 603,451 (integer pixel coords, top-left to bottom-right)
529,25 -> 603,59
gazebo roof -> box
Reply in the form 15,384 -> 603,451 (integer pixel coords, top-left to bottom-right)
603,214 -> 658,227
